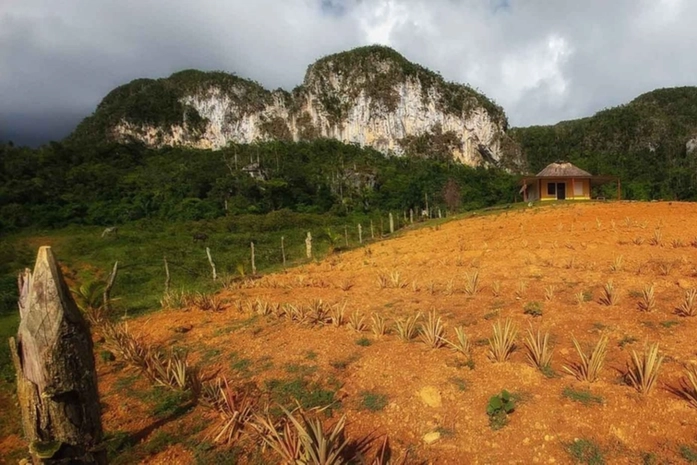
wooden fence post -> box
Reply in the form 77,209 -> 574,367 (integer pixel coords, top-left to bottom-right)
163,256 -> 171,294
251,242 -> 256,276
438,208 -> 442,219
305,232 -> 312,259
10,246 -> 106,464
206,247 -> 217,281
410,209 -> 414,224
358,224 -> 363,244
370,220 -> 375,240
389,213 -> 394,234
281,236 -> 286,268
344,225 -> 349,247
103,261 -> 118,312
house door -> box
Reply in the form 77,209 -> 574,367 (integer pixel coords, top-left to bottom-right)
557,183 -> 566,200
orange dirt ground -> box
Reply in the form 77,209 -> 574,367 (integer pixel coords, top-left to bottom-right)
7,201 -> 697,464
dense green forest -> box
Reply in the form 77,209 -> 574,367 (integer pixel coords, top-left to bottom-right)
0,138 -> 517,231
511,87 -> 697,200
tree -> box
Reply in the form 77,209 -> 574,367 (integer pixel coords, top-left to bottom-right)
442,178 -> 462,212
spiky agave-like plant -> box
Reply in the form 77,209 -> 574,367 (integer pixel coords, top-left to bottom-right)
348,311 -> 367,332
205,377 -> 256,445
101,321 -> 151,369
637,284 -> 656,312
488,319 -> 518,362
371,313 -> 387,338
464,271 -> 480,295
491,280 -> 501,297
523,327 -> 553,372
389,270 -> 407,289
254,411 -> 302,462
598,281 -> 619,306
395,313 -> 421,342
626,343 -> 664,394
330,303 -> 346,327
445,326 -> 471,356
563,335 -> 609,382
544,285 -> 555,302
255,406 -> 348,465
677,289 -> 697,317
678,364 -> 697,408
307,299 -> 330,325
419,310 -> 445,348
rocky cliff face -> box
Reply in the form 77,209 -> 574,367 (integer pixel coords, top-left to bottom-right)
93,46 -> 518,168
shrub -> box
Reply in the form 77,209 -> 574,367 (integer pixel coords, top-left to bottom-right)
486,390 -> 515,430
523,302 -> 543,317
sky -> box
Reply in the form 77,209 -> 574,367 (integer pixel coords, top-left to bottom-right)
1,0 -> 696,146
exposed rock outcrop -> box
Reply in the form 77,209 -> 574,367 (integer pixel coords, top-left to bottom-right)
85,46 -> 520,168
687,136 -> 697,155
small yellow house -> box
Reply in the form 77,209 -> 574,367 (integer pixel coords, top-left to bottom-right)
520,161 -> 617,202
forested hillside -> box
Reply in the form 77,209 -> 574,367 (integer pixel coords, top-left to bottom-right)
0,138 -> 517,231
511,87 -> 697,200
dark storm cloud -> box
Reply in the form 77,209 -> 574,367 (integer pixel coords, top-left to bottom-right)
1,0 -> 696,146
0,0 -> 362,145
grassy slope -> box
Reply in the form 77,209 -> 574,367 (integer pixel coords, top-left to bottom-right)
0,209 -> 413,447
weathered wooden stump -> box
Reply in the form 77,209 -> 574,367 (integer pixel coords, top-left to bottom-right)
9,246 -> 105,464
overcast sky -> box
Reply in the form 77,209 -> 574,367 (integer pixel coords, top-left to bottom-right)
1,0 -> 696,146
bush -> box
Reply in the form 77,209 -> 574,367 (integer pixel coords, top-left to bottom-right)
486,390 -> 515,430
524,302 -> 543,317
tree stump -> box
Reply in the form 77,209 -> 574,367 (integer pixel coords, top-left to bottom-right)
9,246 -> 105,464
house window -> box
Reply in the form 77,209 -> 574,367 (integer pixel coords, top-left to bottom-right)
547,182 -> 556,196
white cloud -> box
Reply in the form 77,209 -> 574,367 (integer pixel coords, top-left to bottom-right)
1,0 -> 696,144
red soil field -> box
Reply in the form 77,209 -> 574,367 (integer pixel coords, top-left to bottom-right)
6,201 -> 697,464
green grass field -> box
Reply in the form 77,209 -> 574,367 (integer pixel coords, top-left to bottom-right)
0,209 -> 419,385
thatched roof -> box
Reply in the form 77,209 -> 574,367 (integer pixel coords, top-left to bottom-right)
535,161 -> 592,178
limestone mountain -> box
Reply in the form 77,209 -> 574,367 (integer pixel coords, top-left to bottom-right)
511,87 -> 697,199
69,46 -> 521,169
